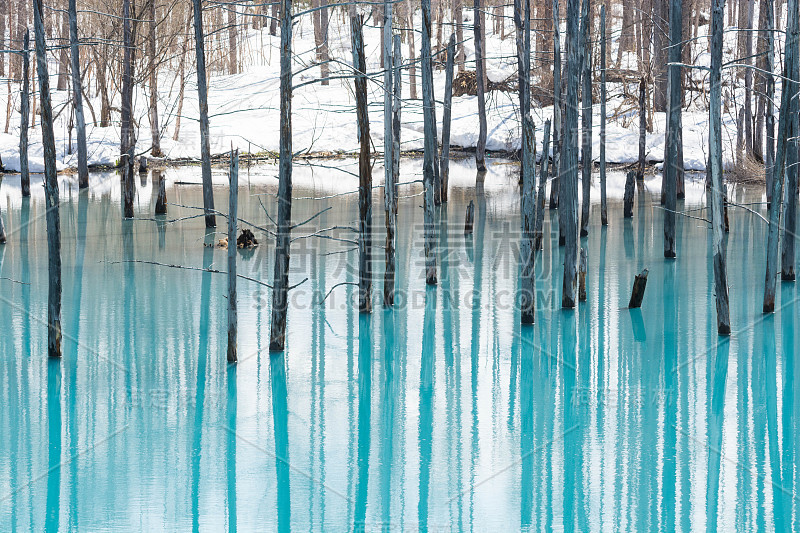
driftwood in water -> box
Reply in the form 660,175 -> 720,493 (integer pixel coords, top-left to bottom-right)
193,0 -> 216,227
269,0 -> 294,351
353,15 -> 373,312
628,268 -> 648,308
578,247 -> 587,302
709,0 -> 731,334
20,30 -> 30,197
35,0 -> 62,357
624,171 -> 636,218
68,0 -> 88,189
154,170 -> 167,214
520,115 -> 536,324
465,200 -> 475,234
227,150 -> 238,363
599,6 -> 607,226
440,34 -> 456,203
534,119 -> 551,251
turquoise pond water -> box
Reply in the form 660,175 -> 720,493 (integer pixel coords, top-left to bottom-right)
0,159 -> 797,531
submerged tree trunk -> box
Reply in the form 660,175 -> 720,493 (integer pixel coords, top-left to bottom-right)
520,115 -> 536,324
148,0 -> 162,157
393,35 -> 402,214
549,0 -> 561,210
579,2 -> 591,238
422,0 -> 437,283
474,0 -> 487,171
227,150 -> 238,363
440,34 -> 456,203
121,0 -> 136,219
34,0 -> 62,357
352,15 -> 373,312
68,0 -> 87,188
406,1 -> 418,99
764,0 -> 776,204
269,0 -> 293,351
383,2 -> 395,306
709,0 -> 730,334
534,119 -> 551,250
20,29 -> 30,197
561,0 -> 581,308
599,6 -> 607,226
193,0 -> 216,227
663,0 -> 682,258
638,77 -> 646,182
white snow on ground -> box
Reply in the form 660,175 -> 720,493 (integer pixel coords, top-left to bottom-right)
0,7 -> 764,174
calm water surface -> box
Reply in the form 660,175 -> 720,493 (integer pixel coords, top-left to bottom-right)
0,159 -> 797,531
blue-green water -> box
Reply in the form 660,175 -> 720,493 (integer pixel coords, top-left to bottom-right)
0,161 -> 797,531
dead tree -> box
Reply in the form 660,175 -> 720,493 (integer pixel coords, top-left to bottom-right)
68,0 -> 87,188
34,0 -> 62,357
392,35 -> 401,213
384,5 -> 396,306
764,0 -> 797,312
579,2 -> 591,238
148,0 -> 162,156
154,169 -> 167,214
628,269 -> 648,308
514,0 -> 531,160
534,119 -> 551,251
193,0 -> 216,227
269,0 -> 293,351
708,0 -> 730,334
663,0 -> 682,258
520,115 -> 536,324
19,29 -> 30,197
228,1 -> 237,74
474,0 -> 487,171
352,15 -> 372,312
637,77 -> 646,182
440,34 -> 456,203
422,0 -> 437,284
599,6 -> 607,226
228,150 -> 238,363
121,0 -> 136,219
763,0 -> 776,205
561,0 -> 581,308
549,0 -> 561,210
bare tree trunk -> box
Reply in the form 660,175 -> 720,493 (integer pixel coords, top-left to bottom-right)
515,0 -> 531,168
422,0 -> 438,283
385,34 -> 399,306
638,77 -> 647,182
561,0 -> 581,308
121,0 -> 136,219
34,0 -> 62,357
663,0 -> 682,257
454,0 -> 465,72
534,119 -> 551,250
743,0 -> 754,156
20,29 -> 30,197
765,0 -> 775,205
652,0 -> 668,112
174,15 -> 189,141
149,0 -> 162,156
474,0 -> 487,171
618,0 -> 635,64
440,34 -> 455,202
269,0 -> 278,35
709,0 -> 730,334
154,169 -> 167,214
352,14 -> 372,312
68,0 -> 88,187
320,0 -> 330,84
393,35 -> 402,214
227,150 -> 238,363
0,0 -> 6,77
406,0 -> 418,99
579,1 -> 591,238
549,0 -> 561,210
600,6 -> 607,226
269,0 -> 293,351
57,7 -> 69,90
228,0 -> 237,74
520,114 -> 536,323
193,0 -> 216,227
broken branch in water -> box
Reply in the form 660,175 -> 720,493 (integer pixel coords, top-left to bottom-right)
316,281 -> 358,304
104,259 -> 273,289
654,205 -> 711,224
0,276 -> 29,285
291,206 -> 333,230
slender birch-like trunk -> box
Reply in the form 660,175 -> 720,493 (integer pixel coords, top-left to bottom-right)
227,150 -> 238,363
68,0 -> 88,188
193,0 -> 216,227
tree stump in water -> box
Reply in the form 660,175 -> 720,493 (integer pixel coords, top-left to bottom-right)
628,268 -> 649,308
465,200 -> 475,234
237,228 -> 258,248
578,247 -> 587,302
624,170 -> 636,218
